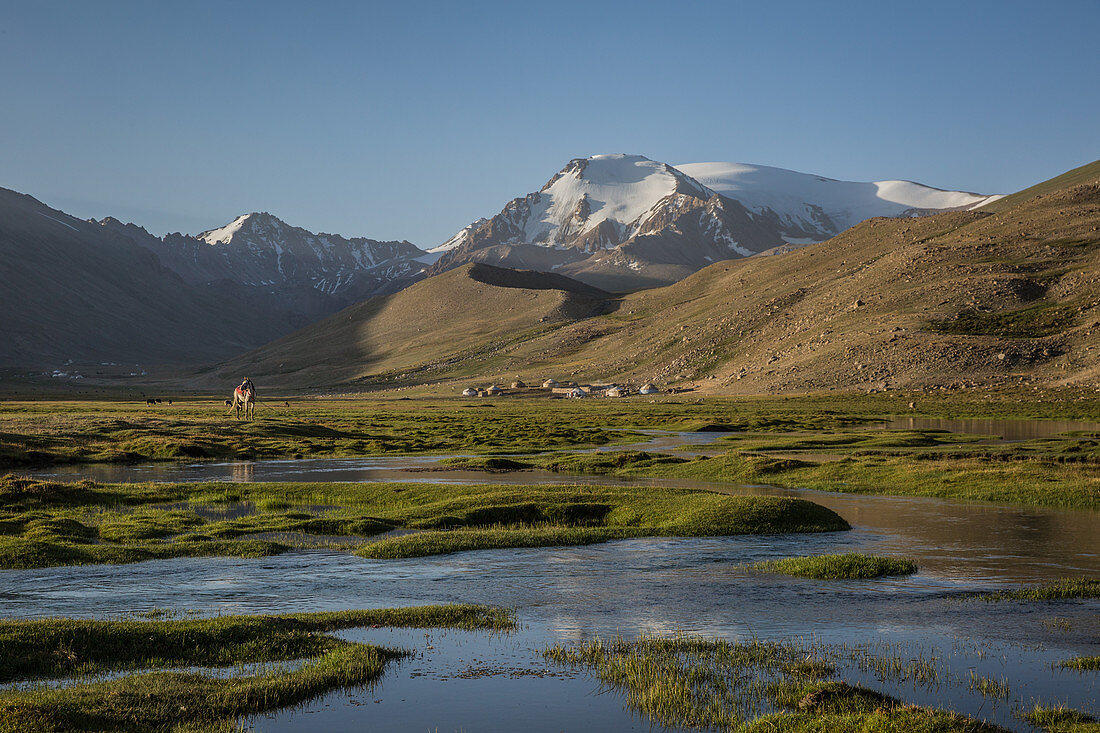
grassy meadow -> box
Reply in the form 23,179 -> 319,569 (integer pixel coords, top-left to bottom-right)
4,389 -> 1100,468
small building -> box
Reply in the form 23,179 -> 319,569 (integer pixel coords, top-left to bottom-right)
461,387 -> 478,397
542,379 -> 559,388
486,384 -> 504,396
511,380 -> 526,389
567,386 -> 587,398
639,383 -> 660,395
605,386 -> 625,398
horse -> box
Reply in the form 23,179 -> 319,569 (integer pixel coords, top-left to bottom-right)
228,381 -> 256,421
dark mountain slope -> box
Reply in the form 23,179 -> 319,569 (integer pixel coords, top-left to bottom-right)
0,189 -> 309,367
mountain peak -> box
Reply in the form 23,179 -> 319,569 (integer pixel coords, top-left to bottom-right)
198,212 -> 286,245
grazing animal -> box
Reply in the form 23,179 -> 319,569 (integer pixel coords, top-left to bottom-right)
224,399 -> 233,407
155,399 -> 162,404
228,378 -> 256,421
146,398 -> 156,406
283,401 -> 290,408
167,400 -> 173,405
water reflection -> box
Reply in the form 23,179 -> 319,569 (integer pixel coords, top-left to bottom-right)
230,462 -> 255,482
879,416 -> 1100,440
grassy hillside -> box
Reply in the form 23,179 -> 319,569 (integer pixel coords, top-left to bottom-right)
218,263 -> 614,386
980,159 -> 1100,212
222,165 -> 1100,393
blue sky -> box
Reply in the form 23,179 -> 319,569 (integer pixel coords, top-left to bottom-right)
1,0 -> 1097,246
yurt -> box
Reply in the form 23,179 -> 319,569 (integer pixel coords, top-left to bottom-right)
511,380 -> 526,389
542,379 -> 559,389
605,386 -> 625,398
567,386 -> 587,398
639,383 -> 659,395
461,387 -> 478,397
486,385 -> 504,396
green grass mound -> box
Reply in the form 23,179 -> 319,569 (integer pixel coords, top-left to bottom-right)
357,526 -> 640,559
0,477 -> 850,567
978,577 -> 1100,601
356,494 -> 849,559
0,604 -> 512,683
0,605 -> 512,733
752,553 -> 918,580
0,645 -> 397,733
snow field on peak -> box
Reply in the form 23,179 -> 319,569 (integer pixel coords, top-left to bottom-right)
539,155 -> 681,244
677,162 -> 1001,232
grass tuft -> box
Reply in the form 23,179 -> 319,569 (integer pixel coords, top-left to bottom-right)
976,578 -> 1100,602
1059,656 -> 1100,672
751,553 -> 918,580
1022,704 -> 1100,733
544,634 -> 1006,732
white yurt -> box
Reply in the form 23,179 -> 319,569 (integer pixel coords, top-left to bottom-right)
542,379 -> 559,388
486,384 -> 504,396
461,387 -> 478,397
639,383 -> 659,395
605,386 -> 624,398
567,386 -> 587,398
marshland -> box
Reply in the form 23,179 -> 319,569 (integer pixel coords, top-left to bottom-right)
1,392 -> 1098,731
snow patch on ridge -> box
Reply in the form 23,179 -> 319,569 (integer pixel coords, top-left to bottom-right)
199,214 -> 252,245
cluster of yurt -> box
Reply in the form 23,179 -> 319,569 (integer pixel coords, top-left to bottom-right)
461,378 -> 660,398
461,384 -> 505,397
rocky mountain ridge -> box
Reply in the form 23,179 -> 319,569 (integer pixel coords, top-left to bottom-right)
429,154 -> 1001,291
102,212 -> 429,303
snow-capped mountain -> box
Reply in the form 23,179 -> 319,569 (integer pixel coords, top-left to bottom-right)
430,154 -> 1002,290
101,212 -> 430,305
676,162 -> 1001,243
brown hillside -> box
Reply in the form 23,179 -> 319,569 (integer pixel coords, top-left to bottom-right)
543,177 -> 1100,392
980,159 -> 1100,213
218,264 -> 613,386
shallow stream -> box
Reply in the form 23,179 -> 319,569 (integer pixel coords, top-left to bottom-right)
6,419 -> 1100,731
